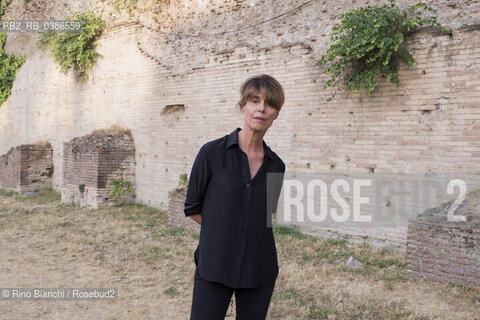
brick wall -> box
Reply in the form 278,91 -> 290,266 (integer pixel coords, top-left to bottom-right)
62,126 -> 135,209
168,187 -> 200,232
0,142 -> 53,193
0,149 -> 19,191
0,1 -> 479,249
407,196 -> 480,287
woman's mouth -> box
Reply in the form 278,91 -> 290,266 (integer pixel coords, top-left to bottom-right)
254,117 -> 265,122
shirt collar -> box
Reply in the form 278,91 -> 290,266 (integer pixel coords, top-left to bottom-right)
225,127 -> 274,159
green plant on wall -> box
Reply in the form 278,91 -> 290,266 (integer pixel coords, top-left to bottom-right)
38,11 -> 105,81
317,0 -> 451,102
0,0 -> 26,107
108,167 -> 134,201
46,164 -> 54,177
0,33 -> 25,106
177,173 -> 188,188
0,0 -> 11,16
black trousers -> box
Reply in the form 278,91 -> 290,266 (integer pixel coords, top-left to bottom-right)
190,267 -> 276,320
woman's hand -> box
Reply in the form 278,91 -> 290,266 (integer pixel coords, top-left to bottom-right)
189,213 -> 202,225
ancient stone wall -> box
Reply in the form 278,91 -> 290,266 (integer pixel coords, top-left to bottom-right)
168,187 -> 200,232
407,192 -> 480,287
62,127 -> 135,208
0,0 -> 479,248
0,142 -> 53,193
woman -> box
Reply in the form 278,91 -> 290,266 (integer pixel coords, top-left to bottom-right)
184,74 -> 286,320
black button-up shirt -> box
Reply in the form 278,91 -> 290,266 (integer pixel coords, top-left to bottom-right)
184,127 -> 285,288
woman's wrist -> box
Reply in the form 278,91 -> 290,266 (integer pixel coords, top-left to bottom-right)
189,213 -> 202,225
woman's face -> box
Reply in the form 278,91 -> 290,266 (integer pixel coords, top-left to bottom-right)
240,89 -> 279,133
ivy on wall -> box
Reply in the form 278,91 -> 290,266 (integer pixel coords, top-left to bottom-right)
0,0 -> 26,107
0,0 -> 11,16
38,11 -> 105,81
0,33 -> 26,106
317,0 -> 451,102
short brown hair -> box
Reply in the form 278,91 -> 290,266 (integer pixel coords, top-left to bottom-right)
237,74 -> 285,112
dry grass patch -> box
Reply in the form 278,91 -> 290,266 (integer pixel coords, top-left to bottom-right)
270,225 -> 480,319
0,188 -> 479,319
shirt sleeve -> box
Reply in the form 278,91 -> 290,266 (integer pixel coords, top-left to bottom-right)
184,145 -> 210,217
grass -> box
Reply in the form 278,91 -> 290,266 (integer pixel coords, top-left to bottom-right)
0,188 -> 16,197
165,226 -> 186,236
275,224 -> 405,274
1,188 -> 479,319
270,226 -> 416,318
164,286 -> 180,297
273,224 -> 311,240
139,245 -> 172,264
0,188 -> 61,203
